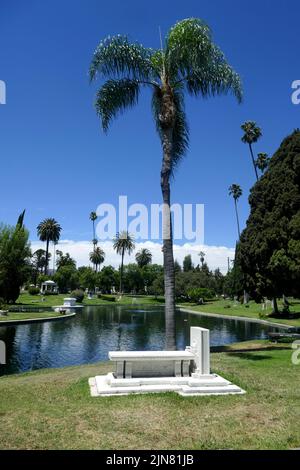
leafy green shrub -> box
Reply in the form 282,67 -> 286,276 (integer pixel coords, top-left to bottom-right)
97,294 -> 116,302
28,286 -> 40,295
70,289 -> 84,303
187,287 -> 215,303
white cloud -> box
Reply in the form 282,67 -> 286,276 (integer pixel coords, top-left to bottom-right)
30,239 -> 235,274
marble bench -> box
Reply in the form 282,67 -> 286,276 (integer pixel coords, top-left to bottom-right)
109,350 -> 196,379
88,326 -> 245,397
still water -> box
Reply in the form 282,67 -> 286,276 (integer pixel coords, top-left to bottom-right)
0,305 -> 281,375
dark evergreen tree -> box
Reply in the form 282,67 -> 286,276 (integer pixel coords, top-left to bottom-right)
183,254 -> 193,272
0,224 -> 31,302
238,130 -> 300,312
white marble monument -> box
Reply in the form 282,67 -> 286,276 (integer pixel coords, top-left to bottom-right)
53,297 -> 83,313
89,326 -> 245,397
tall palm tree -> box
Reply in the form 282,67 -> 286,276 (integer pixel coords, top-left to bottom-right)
241,121 -> 262,181
229,184 -> 242,239
89,246 -> 105,272
113,231 -> 135,293
198,251 -> 205,268
255,152 -> 269,174
90,19 -> 242,349
37,218 -> 61,275
135,248 -> 152,268
89,211 -> 98,250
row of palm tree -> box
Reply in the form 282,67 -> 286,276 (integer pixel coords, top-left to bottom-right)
241,121 -> 270,181
229,121 -> 270,241
36,215 -> 153,284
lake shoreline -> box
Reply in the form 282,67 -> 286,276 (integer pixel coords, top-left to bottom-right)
178,307 -> 293,330
0,312 -> 76,326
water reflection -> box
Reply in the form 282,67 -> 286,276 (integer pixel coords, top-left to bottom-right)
0,305 -> 281,376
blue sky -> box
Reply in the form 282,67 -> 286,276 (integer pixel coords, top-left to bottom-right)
1,0 -> 299,265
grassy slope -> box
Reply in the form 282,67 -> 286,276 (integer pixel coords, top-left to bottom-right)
179,299 -> 300,327
16,293 -> 164,307
0,311 -> 64,322
0,341 -> 299,450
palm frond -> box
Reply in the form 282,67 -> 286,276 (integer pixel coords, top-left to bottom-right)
89,35 -> 154,82
95,79 -> 140,131
165,19 -> 242,102
165,18 -> 212,81
171,91 -> 189,171
185,45 -> 242,102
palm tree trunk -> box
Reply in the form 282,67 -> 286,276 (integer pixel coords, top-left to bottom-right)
44,238 -> 49,275
92,221 -> 96,251
120,247 -> 124,294
249,143 -> 259,181
272,297 -> 279,314
234,199 -> 241,239
161,127 -> 176,351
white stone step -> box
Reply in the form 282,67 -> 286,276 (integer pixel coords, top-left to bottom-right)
187,375 -> 231,388
90,375 -> 245,397
96,383 -> 183,396
179,384 -> 245,396
108,376 -> 189,387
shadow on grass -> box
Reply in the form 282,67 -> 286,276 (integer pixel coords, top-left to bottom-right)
211,345 -> 291,353
270,312 -> 300,319
225,352 -> 273,361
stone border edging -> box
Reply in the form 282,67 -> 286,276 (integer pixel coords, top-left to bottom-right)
0,312 -> 76,326
178,307 -> 295,330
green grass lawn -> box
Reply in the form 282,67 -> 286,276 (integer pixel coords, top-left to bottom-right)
16,292 -> 164,308
179,299 -> 300,328
0,311 -> 69,322
0,340 -> 298,450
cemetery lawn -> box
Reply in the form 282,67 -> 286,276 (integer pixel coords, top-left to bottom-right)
179,299 -> 300,328
16,293 -> 164,308
0,311 -> 64,322
0,340 -> 298,450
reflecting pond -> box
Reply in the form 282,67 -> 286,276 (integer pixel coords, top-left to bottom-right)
0,305 -> 281,375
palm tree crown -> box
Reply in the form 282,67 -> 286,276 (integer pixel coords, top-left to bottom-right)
90,19 -> 242,151
90,18 -> 242,348
241,121 -> 262,181
37,218 -> 61,243
255,152 -> 269,173
89,246 -> 105,272
135,248 -> 152,267
229,184 -> 242,201
241,121 -> 262,145
113,231 -> 135,255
